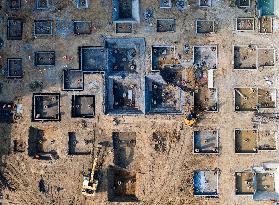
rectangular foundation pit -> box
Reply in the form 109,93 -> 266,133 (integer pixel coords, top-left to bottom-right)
36,0 -> 49,9
7,18 -> 23,40
112,132 -> 136,169
160,0 -> 172,8
258,88 -> 276,108
193,46 -> 217,70
258,130 -> 277,151
34,51 -> 55,67
158,65 -> 184,87
233,45 -> 257,69
106,75 -> 143,114
235,129 -> 258,153
80,47 -> 106,72
71,95 -> 95,118
145,74 -> 184,114
73,21 -> 92,35
235,88 -> 276,111
193,130 -> 219,153
151,46 -> 175,71
108,166 -> 138,202
194,86 -> 218,112
28,127 -> 59,160
32,93 -> 60,121
176,0 -> 186,9
63,69 -> 84,91
236,0 -> 250,7
236,18 -> 255,31
118,0 -> 132,19
157,19 -> 176,32
68,132 -> 92,155
34,20 -> 53,36
255,173 -> 275,193
199,0 -> 212,7
235,172 -> 255,195
76,0 -> 89,9
196,20 -> 215,34
112,0 -> 140,22
7,58 -> 23,78
106,38 -> 145,74
0,102 -> 16,123
234,88 -> 257,111
115,23 -> 133,34
108,48 -> 138,73
8,0 -> 21,9
257,48 -> 275,67
259,17 -> 272,33
194,170 -> 219,197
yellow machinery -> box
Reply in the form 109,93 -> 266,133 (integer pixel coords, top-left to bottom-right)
184,113 -> 197,127
81,129 -> 104,198
81,155 -> 99,197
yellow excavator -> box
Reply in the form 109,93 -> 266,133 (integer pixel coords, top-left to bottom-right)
81,130 -> 104,197
184,112 -> 197,127
81,154 -> 99,197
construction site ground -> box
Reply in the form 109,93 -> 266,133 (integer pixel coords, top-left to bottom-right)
0,0 -> 279,204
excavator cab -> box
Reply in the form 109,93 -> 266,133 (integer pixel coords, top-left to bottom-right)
184,113 -> 197,127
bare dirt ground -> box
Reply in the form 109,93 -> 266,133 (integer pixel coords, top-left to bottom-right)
0,0 -> 279,205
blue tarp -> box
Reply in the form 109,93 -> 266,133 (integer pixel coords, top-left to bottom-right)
258,0 -> 274,16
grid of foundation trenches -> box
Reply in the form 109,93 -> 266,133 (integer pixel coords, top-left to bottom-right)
234,88 -> 277,112
108,132 -> 138,202
234,129 -> 278,154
